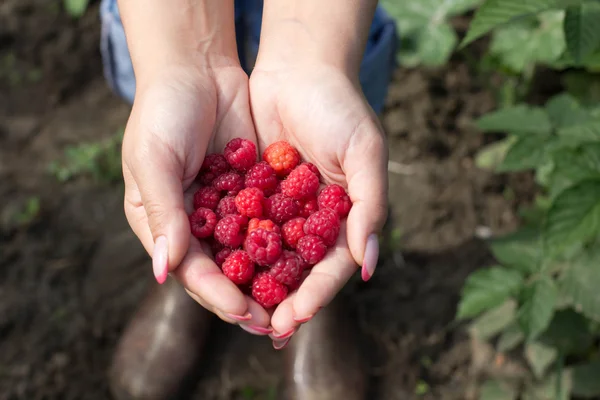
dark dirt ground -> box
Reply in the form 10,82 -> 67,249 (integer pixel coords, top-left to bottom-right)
0,1 -> 539,399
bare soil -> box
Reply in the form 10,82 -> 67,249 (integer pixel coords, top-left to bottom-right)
0,1 -> 537,399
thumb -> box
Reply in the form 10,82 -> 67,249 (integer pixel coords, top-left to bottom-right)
344,118 -> 388,282
129,141 -> 191,284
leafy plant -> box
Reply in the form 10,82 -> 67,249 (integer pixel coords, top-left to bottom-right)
456,0 -> 600,399
63,0 -> 90,19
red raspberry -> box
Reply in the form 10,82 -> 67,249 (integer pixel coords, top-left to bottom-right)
264,193 -> 299,224
248,218 -> 280,234
304,208 -> 340,247
193,186 -> 220,210
318,184 -> 352,217
269,251 -> 304,286
189,207 -> 217,239
198,154 -> 230,185
214,214 -> 248,248
216,196 -> 238,219
297,234 -> 327,265
263,140 -> 300,177
251,272 -> 288,308
296,197 -> 318,218
215,247 -> 232,267
222,250 -> 255,284
281,164 -> 320,200
281,217 -> 306,249
213,171 -> 244,196
301,162 -> 322,181
224,138 -> 257,172
244,228 -> 283,266
244,161 -> 278,195
234,187 -> 265,218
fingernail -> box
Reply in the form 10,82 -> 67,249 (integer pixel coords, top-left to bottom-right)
273,337 -> 291,350
361,233 -> 379,282
226,312 -> 253,322
240,325 -> 273,336
293,314 -> 313,324
152,236 -> 169,284
272,328 -> 295,340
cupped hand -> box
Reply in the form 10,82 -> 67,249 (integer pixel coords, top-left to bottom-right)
121,62 -> 271,331
249,62 -> 388,341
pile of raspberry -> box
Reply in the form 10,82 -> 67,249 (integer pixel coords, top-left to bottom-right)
187,138 -> 352,309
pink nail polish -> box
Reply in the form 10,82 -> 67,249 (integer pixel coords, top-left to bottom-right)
226,312 -> 252,322
361,234 -> 379,282
293,314 -> 313,324
272,328 -> 295,340
240,325 -> 273,336
273,337 -> 291,350
152,236 -> 169,284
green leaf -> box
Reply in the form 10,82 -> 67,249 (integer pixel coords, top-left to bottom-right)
558,118 -> 600,140
457,267 -> 524,319
525,341 -> 558,379
560,248 -> 600,322
549,144 -> 600,193
461,0 -> 572,46
470,299 -> 517,340
63,0 -> 89,18
489,226 -> 542,274
479,379 -> 518,400
497,136 -> 550,171
497,323 -> 525,352
522,371 -> 572,400
563,2 -> 600,63
571,360 -> 600,397
517,277 -> 558,340
544,179 -> 600,253
475,105 -> 553,134
489,11 -> 566,73
417,22 -> 458,66
544,92 -> 590,128
538,309 -> 593,354
475,137 -> 516,170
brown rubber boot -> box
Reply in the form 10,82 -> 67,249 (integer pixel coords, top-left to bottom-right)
280,296 -> 368,400
108,277 -> 213,400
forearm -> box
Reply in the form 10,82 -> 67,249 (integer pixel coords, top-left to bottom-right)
257,0 -> 378,76
117,0 -> 238,81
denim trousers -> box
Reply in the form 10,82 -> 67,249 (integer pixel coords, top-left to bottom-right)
99,0 -> 399,114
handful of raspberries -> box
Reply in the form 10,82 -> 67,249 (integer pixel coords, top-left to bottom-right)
188,138 -> 352,309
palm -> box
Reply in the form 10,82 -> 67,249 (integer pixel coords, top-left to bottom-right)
249,66 -> 388,334
122,66 -> 272,328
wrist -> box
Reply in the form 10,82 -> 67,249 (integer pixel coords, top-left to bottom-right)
118,0 -> 239,83
255,0 -> 377,77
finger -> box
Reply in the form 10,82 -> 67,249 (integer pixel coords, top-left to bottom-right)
127,139 -> 191,284
344,117 -> 388,281
238,297 -> 274,336
172,239 -> 250,317
268,292 -> 299,341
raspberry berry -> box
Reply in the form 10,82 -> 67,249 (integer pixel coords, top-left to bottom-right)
214,214 -> 248,248
304,208 -> 340,247
213,171 -> 245,196
224,138 -> 257,172
244,228 -> 283,266
216,196 -> 238,219
235,187 -> 265,218
297,197 -> 318,218
281,217 -> 306,249
248,218 -> 280,234
193,186 -> 220,210
222,250 -> 255,284
263,140 -> 300,177
198,154 -> 230,185
281,164 -> 320,200
252,272 -> 288,308
189,207 -> 218,239
301,162 -> 321,181
318,184 -> 352,217
244,161 -> 278,195
264,193 -> 299,224
297,234 -> 327,265
269,251 -> 304,286
215,247 -> 232,267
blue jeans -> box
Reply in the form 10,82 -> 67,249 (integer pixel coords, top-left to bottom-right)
99,0 -> 398,114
